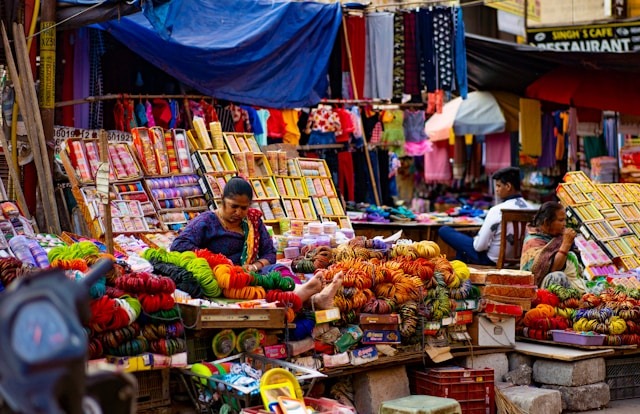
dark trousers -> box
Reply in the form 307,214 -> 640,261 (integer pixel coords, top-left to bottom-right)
438,226 -> 495,266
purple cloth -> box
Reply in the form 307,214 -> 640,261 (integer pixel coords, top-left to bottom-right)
170,211 -> 276,265
537,113 -> 556,169
73,28 -> 91,129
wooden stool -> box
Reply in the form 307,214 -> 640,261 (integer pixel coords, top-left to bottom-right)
379,395 -> 462,414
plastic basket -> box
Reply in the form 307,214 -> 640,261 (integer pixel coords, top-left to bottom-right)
134,369 -> 170,411
606,357 -> 640,400
410,367 -> 495,414
179,353 -> 326,413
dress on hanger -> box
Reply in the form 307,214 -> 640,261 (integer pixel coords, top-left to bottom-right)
381,109 -> 405,156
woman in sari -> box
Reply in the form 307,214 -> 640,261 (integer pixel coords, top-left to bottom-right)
171,176 -> 276,272
521,201 -> 584,291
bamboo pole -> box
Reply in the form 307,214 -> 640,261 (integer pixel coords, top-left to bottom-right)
55,93 -> 213,108
98,130 -> 114,255
341,14 -> 382,206
0,127 -> 31,220
12,23 -> 61,234
2,23 -> 54,232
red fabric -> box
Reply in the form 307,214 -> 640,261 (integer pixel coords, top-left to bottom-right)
335,108 -> 354,142
342,15 -> 366,99
526,66 -> 640,116
338,151 -> 355,201
152,99 -> 172,128
267,109 -> 286,138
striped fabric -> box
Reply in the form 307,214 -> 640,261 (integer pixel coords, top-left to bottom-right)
392,12 -> 405,101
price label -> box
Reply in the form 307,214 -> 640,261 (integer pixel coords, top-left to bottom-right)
54,126 -> 132,153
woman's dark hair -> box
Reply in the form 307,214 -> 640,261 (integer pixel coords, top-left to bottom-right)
223,176 -> 253,200
492,167 -> 521,191
532,201 -> 564,228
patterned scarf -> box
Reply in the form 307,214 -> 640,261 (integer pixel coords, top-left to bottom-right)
240,208 -> 263,266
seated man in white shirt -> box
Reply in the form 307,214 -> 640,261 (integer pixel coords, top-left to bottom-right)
438,167 -> 534,265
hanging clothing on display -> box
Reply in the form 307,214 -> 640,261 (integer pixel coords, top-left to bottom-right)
134,101 -> 148,127
73,28 -> 91,130
380,109 -> 405,156
267,109 -> 286,142
520,98 -> 542,156
364,12 -> 394,100
453,7 -> 468,99
424,140 -> 451,183
432,7 -> 455,92
453,135 -> 466,180
88,29 -> 105,129
145,100 -> 156,127
537,113 -> 557,169
392,12 -> 405,102
328,31 -> 343,99
240,105 -> 264,137
306,106 -> 341,145
343,14 -> 366,99
255,109 -> 270,146
485,132 -> 511,175
338,151 -> 355,202
416,8 -> 435,92
335,107 -> 355,143
555,111 -> 568,161
403,11 -> 421,96
297,109 -> 311,146
282,109 -> 301,145
403,109 -> 430,156
216,104 -> 236,132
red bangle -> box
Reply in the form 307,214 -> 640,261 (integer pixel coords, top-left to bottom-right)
558,250 -> 569,256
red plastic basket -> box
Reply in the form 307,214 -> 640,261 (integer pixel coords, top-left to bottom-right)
410,367 -> 495,414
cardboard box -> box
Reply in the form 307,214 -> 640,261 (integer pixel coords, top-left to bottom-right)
467,314 -> 516,347
263,344 -> 287,359
106,353 -> 154,372
455,310 -> 474,325
359,313 -> 401,325
361,330 -> 401,344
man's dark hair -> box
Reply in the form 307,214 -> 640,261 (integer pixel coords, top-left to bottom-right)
492,167 -> 521,191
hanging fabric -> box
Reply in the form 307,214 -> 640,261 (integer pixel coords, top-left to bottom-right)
453,6 -> 468,99
519,98 -> 542,156
343,14 -> 367,99
403,11 -> 420,96
381,109 -> 405,156
392,12 -> 405,102
537,113 -> 557,169
424,140 -> 451,183
403,109 -> 430,156
485,132 -> 511,174
364,12 -> 394,100
89,30 -> 105,129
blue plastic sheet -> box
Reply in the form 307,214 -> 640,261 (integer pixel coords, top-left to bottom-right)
98,0 -> 342,108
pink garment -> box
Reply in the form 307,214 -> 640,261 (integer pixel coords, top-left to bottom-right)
424,140 -> 451,182
145,101 -> 156,127
405,140 -> 432,156
485,132 -> 511,174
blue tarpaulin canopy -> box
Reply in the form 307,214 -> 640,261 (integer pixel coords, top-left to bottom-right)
97,0 -> 342,108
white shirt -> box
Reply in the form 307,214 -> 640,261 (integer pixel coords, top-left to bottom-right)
473,196 -> 534,262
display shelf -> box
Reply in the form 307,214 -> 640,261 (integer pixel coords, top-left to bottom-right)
281,197 -> 317,221
144,175 -> 206,212
132,127 -> 172,176
179,304 -> 286,330
297,158 -> 331,177
251,198 -> 287,223
568,203 -> 604,223
580,220 -> 618,241
600,238 -> 634,258
223,132 -> 262,154
310,196 -> 344,216
319,215 -> 352,229
601,209 -> 632,236
614,203 -> 640,222
274,176 -> 307,198
233,152 -> 272,178
615,255 -> 640,271
190,149 -> 236,174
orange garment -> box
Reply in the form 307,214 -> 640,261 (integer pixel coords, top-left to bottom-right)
282,109 -> 301,145
519,98 -> 542,156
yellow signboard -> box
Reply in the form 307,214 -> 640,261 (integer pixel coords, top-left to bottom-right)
486,0 -> 541,22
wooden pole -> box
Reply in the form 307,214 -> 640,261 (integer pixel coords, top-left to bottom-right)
1,23 -> 55,232
341,14 -> 382,206
40,0 -> 57,176
0,127 -> 32,222
98,130 -> 114,255
12,23 -> 62,233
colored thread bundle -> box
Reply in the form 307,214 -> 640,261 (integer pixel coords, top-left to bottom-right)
107,337 -> 150,357
149,338 -> 186,355
141,322 -> 185,341
139,307 -> 182,324
116,272 -> 176,294
523,304 -> 556,327
223,286 -> 266,300
0,258 -> 25,288
96,324 -> 140,348
142,249 -> 221,297
420,286 -> 453,321
151,261 -> 204,298
138,293 -> 176,313
213,264 -> 253,289
533,289 -> 560,308
265,290 -> 303,312
89,296 -> 135,332
48,241 -> 100,261
251,271 -> 295,291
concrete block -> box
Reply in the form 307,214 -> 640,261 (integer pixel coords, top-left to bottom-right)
504,365 -> 532,386
353,365 -> 409,414
497,385 -> 562,414
533,358 -> 605,386
541,382 -> 610,412
507,352 -> 533,371
463,352 -> 509,382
